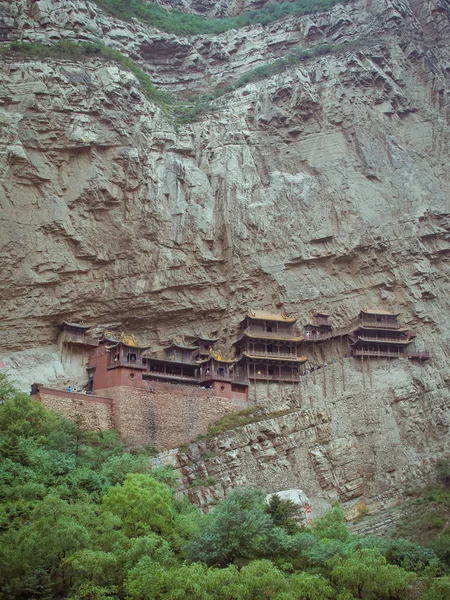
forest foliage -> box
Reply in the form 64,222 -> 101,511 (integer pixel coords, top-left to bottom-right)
0,375 -> 449,599
92,0 -> 351,36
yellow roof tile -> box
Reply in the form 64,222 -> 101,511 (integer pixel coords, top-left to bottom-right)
244,310 -> 297,323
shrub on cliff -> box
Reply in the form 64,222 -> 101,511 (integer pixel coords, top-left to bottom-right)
93,0 -> 350,36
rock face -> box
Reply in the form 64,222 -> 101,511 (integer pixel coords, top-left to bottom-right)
162,359 -> 450,514
0,0 -> 449,510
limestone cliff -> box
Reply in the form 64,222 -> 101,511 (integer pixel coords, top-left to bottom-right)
0,0 -> 449,511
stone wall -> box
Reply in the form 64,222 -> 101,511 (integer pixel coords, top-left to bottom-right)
36,388 -> 114,430
94,382 -> 249,449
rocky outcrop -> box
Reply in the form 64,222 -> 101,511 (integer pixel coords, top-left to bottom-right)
161,359 -> 449,513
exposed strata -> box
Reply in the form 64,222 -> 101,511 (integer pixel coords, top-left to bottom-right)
0,0 -> 449,512
158,357 -> 449,513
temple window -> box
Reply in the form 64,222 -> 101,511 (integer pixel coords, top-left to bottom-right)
127,352 -> 137,362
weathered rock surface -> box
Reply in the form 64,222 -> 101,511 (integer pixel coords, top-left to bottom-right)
0,0 -> 449,510
161,359 -> 449,513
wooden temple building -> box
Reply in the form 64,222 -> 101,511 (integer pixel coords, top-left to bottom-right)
349,309 -> 429,361
304,312 -> 333,342
87,333 -> 151,390
52,307 -> 428,398
232,311 -> 308,382
144,339 -> 200,385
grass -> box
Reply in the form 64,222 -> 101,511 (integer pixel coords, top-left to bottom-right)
1,40 -> 172,109
173,39 -> 366,123
394,484 -> 450,544
92,0 -> 352,36
2,38 -> 366,124
195,405 -> 302,441
190,476 -> 217,487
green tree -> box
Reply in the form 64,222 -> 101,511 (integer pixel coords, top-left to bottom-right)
422,576 -> 450,600
186,488 -> 273,565
331,548 -> 415,599
266,494 -> 301,534
312,505 -> 351,542
289,571 -> 336,600
102,473 -> 175,537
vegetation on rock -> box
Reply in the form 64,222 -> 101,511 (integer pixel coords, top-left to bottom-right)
93,0 -> 351,36
1,375 -> 449,599
1,38 -> 365,124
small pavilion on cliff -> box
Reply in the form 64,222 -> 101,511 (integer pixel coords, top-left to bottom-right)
304,312 -> 333,342
232,310 -> 308,382
349,309 -> 429,360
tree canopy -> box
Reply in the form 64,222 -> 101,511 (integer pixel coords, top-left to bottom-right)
0,375 -> 448,599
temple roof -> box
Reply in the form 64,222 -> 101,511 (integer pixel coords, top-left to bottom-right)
61,321 -> 91,330
164,341 -> 198,351
242,310 -> 297,324
360,309 -> 399,317
195,334 -> 220,343
102,332 -> 150,350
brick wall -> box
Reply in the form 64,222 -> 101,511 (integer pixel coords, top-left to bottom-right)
37,388 -> 114,430
96,382 -> 248,449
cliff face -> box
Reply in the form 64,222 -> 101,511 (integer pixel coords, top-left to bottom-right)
0,0 -> 449,508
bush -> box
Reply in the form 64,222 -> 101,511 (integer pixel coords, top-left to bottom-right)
93,0 -> 351,36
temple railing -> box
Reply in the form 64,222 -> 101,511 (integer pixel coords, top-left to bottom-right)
352,349 -> 404,358
145,372 -> 198,383
359,320 -> 401,329
63,332 -> 98,346
406,351 -> 430,360
356,336 -> 410,344
245,350 -> 298,358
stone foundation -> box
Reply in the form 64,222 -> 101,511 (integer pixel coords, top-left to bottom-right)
36,381 -> 249,450
96,382 -> 248,449
37,388 -> 114,430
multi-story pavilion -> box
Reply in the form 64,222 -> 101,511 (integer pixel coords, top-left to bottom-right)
349,309 -> 428,360
232,310 -> 307,382
87,333 -> 151,391
144,339 -> 199,384
193,335 -> 220,360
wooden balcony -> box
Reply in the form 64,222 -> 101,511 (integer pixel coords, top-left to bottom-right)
62,332 -> 98,346
356,336 -> 411,345
245,350 -> 298,359
198,372 -> 231,383
304,332 -> 332,342
144,372 -> 198,384
243,326 -> 302,340
359,319 -> 401,330
352,349 -> 405,359
108,357 -> 146,370
406,351 -> 430,360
